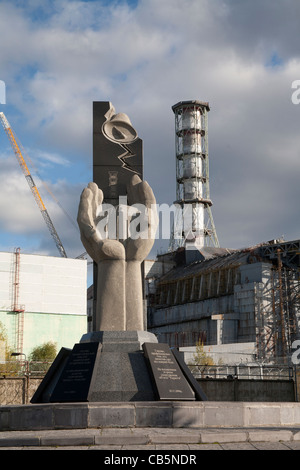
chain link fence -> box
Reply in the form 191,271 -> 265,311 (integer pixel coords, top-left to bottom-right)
1,360 -> 299,404
0,360 -> 52,405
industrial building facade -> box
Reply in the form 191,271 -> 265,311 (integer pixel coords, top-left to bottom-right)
0,250 -> 87,359
146,240 -> 300,362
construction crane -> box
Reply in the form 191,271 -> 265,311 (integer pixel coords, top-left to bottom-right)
0,112 -> 67,258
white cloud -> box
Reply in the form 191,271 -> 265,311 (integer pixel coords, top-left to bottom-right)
36,150 -> 70,167
0,155 -> 45,234
0,151 -> 83,256
0,0 -> 299,255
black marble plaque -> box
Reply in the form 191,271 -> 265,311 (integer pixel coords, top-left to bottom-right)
171,347 -> 208,401
30,347 -> 71,403
50,342 -> 101,402
143,343 -> 195,401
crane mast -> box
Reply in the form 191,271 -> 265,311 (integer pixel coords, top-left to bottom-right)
0,112 -> 67,258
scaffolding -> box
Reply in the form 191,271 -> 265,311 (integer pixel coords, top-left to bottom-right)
255,241 -> 300,362
11,248 -> 25,355
255,254 -> 300,362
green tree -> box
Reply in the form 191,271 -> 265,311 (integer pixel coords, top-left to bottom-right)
0,321 -> 21,376
29,341 -> 57,361
0,321 -> 11,361
189,339 -> 215,378
192,339 -> 215,366
29,341 -> 57,374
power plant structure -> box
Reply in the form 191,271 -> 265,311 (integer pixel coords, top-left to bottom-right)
146,239 -> 300,363
170,100 -> 219,251
146,99 -> 300,365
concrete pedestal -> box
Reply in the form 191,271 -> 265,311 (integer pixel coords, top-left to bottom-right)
31,331 -> 159,403
80,330 -> 157,350
2,401 -> 300,431
80,331 -> 158,402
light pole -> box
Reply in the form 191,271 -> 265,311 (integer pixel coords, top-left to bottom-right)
11,352 -> 29,404
11,352 -> 29,374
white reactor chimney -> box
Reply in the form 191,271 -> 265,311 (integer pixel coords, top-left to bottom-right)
170,100 -> 219,250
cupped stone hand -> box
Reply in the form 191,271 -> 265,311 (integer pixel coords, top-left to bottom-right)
77,175 -> 157,264
77,175 -> 157,331
77,181 -> 125,263
125,174 -> 157,261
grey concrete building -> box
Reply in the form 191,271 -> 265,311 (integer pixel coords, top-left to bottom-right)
146,239 -> 300,362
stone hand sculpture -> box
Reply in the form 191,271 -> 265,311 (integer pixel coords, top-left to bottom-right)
77,174 -> 157,331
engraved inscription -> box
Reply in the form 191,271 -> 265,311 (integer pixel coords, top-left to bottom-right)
143,343 -> 195,401
50,342 -> 100,402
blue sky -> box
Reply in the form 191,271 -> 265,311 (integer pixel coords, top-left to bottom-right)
0,0 -> 299,271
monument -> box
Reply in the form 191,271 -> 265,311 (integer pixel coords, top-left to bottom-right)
31,102 -> 206,404
5,101 -> 300,434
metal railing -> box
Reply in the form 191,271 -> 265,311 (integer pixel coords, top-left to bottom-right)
0,360 -> 53,377
189,363 -> 296,381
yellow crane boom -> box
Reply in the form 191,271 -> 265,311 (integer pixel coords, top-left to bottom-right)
0,112 -> 67,258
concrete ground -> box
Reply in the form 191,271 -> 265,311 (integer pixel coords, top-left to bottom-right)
1,426 -> 300,450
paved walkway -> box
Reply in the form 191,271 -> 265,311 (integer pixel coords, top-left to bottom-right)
1,427 -> 300,450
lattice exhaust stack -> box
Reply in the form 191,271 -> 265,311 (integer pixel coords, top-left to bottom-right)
170,100 -> 219,251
